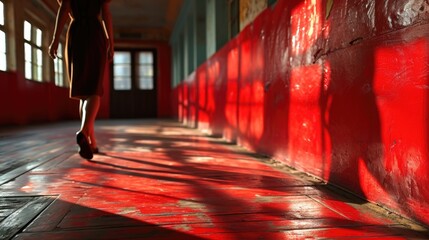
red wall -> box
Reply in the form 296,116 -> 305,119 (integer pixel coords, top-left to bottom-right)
154,42 -> 173,118
0,71 -> 79,125
174,0 -> 429,225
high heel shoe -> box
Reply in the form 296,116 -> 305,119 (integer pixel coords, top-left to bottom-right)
76,132 -> 93,160
92,147 -> 99,154
88,136 -> 99,154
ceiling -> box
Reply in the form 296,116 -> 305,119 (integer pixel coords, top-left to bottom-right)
109,0 -> 184,41
44,0 -> 184,41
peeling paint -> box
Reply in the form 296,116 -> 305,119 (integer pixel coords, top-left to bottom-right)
178,199 -> 208,211
386,0 -> 429,28
118,207 -> 140,215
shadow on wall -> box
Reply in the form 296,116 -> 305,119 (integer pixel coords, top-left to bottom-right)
324,0 -> 429,224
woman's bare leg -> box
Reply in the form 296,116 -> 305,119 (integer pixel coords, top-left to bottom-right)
79,95 -> 100,149
79,99 -> 84,119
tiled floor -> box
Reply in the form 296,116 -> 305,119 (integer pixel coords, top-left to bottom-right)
0,120 -> 428,239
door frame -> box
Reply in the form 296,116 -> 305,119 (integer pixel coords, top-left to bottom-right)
109,48 -> 158,118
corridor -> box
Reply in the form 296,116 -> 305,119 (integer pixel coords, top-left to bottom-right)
0,120 -> 427,239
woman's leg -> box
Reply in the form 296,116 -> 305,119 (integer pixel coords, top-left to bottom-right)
79,99 -> 84,119
79,95 -> 100,149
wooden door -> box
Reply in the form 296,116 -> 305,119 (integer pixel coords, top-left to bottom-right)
110,49 -> 157,118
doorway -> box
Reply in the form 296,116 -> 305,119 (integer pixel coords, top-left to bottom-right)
110,49 -> 157,118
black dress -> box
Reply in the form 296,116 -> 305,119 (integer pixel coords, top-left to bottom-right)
66,0 -> 109,99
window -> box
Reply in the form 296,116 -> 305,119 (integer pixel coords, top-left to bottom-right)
228,0 -> 239,39
24,20 -> 43,81
0,0 -> 6,71
137,51 -> 154,90
113,50 -> 155,91
113,51 -> 132,90
54,43 -> 66,87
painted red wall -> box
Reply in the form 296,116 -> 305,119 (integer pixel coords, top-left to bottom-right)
174,0 -> 429,226
0,71 -> 79,126
0,70 -> 112,125
155,42 -> 173,118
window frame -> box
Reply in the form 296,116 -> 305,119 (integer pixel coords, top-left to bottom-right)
136,51 -> 155,90
228,0 -> 239,39
112,50 -> 156,91
54,42 -> 67,87
23,19 -> 44,82
113,51 -> 133,91
0,0 -> 7,71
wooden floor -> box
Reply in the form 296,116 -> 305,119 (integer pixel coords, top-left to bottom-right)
0,120 -> 428,240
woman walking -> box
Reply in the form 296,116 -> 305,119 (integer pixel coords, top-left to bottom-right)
49,0 -> 114,160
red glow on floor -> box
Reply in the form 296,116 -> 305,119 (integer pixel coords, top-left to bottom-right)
0,121 -> 427,239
